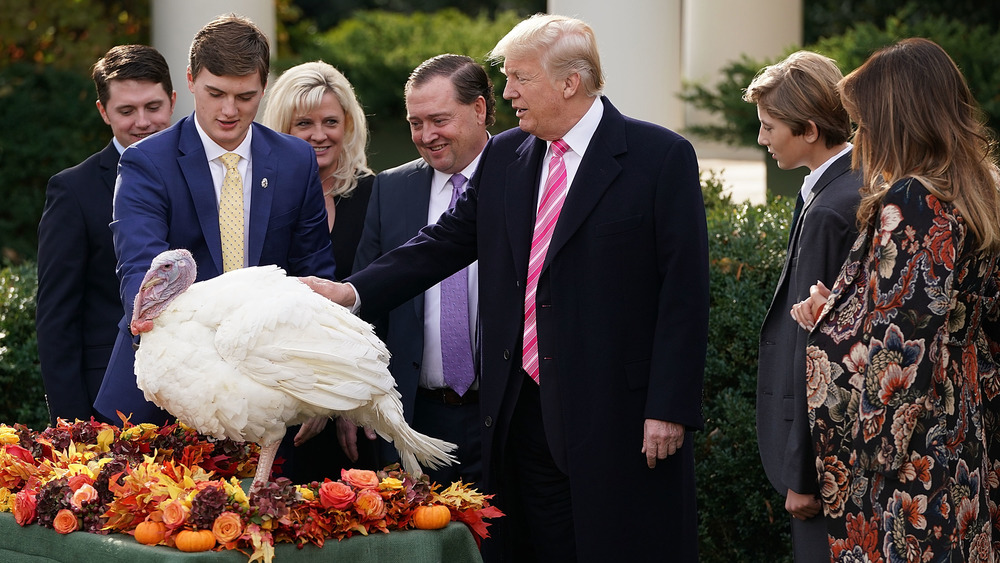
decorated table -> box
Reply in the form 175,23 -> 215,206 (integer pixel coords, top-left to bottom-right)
0,513 -> 481,562
0,419 -> 499,563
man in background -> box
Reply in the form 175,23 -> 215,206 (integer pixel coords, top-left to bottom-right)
353,54 -> 492,485
36,44 -> 175,425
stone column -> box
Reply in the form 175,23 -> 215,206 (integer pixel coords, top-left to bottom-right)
548,0 -> 683,130
151,0 -> 276,122
683,0 -> 802,159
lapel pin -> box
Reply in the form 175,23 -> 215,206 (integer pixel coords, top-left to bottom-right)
261,178 -> 268,188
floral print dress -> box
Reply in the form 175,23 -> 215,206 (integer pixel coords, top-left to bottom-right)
806,178 -> 1000,562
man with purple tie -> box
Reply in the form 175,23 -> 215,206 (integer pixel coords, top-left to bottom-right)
352,54 -> 493,486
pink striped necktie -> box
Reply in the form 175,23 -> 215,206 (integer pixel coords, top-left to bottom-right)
522,139 -> 570,384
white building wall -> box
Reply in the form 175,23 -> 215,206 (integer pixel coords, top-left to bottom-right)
548,0 -> 683,131
548,0 -> 801,158
151,0 -> 276,122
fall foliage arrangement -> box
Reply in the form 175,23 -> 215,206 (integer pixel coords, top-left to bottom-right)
0,418 -> 501,562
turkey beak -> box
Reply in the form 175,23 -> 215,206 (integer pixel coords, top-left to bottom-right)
141,276 -> 165,290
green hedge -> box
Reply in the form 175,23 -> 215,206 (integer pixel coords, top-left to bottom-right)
289,9 -> 523,131
697,173 -> 794,562
0,63 -> 109,264
680,8 -> 1000,154
0,263 -> 46,429
0,172 -> 797,560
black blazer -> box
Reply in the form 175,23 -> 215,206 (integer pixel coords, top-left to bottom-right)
36,142 -> 122,424
330,174 -> 373,281
347,97 -> 708,561
353,158 -> 434,424
757,151 -> 862,495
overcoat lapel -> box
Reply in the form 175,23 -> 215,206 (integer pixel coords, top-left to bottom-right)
546,98 -> 624,268
505,135 -> 546,283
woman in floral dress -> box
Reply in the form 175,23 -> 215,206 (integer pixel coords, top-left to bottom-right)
792,38 -> 1000,562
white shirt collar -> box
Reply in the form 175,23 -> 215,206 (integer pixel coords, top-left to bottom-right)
193,113 -> 253,163
801,142 -> 852,201
432,147 -> 487,194
550,96 -> 604,157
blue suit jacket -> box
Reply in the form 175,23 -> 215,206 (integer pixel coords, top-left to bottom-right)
352,158 -> 434,425
95,114 -> 337,423
36,142 -> 122,424
347,98 -> 708,561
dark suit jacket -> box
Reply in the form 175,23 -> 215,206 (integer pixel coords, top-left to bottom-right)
36,142 -> 122,425
330,174 -> 373,282
757,151 -> 861,496
95,114 -> 337,423
347,97 -> 708,561
353,158 -> 434,426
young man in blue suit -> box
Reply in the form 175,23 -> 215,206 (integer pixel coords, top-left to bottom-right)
305,14 -> 709,562
747,51 -> 862,562
37,45 -> 176,426
352,54 -> 492,486
95,14 -> 336,425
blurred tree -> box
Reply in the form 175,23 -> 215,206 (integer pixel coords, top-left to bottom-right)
291,0 -> 544,30
0,0 -> 148,71
805,0 -> 1000,43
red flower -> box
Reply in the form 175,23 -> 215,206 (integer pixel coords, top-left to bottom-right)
13,490 -> 37,526
4,444 -> 34,464
319,481 -> 355,510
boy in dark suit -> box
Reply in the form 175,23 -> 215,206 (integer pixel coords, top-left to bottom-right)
36,44 -> 175,425
747,51 -> 862,562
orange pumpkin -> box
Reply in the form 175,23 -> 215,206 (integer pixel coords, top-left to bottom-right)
174,529 -> 217,552
413,504 -> 451,530
134,520 -> 166,545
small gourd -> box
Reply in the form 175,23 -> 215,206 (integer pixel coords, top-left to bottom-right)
134,520 -> 166,545
174,528 -> 217,552
413,504 -> 451,530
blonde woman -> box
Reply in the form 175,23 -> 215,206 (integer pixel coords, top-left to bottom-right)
262,61 -> 374,282
792,38 -> 1000,561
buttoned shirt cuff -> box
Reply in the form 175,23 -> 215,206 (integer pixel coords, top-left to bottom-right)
347,282 -> 362,315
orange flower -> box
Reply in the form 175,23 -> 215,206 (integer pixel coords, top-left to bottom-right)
162,499 -> 189,529
354,489 -> 386,521
71,483 -> 98,509
212,511 -> 243,544
53,509 -> 79,534
67,474 -> 93,491
13,490 -> 36,526
341,469 -> 379,490
319,481 -> 355,510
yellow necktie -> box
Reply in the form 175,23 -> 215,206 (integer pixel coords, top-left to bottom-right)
219,152 -> 244,272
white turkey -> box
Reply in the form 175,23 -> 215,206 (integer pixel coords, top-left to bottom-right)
129,248 -> 456,490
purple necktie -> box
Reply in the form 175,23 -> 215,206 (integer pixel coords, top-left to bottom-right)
440,173 -> 474,396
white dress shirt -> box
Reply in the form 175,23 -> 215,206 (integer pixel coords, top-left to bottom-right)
193,116 -> 254,268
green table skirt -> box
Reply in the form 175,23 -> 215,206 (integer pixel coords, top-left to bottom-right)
0,512 -> 483,563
